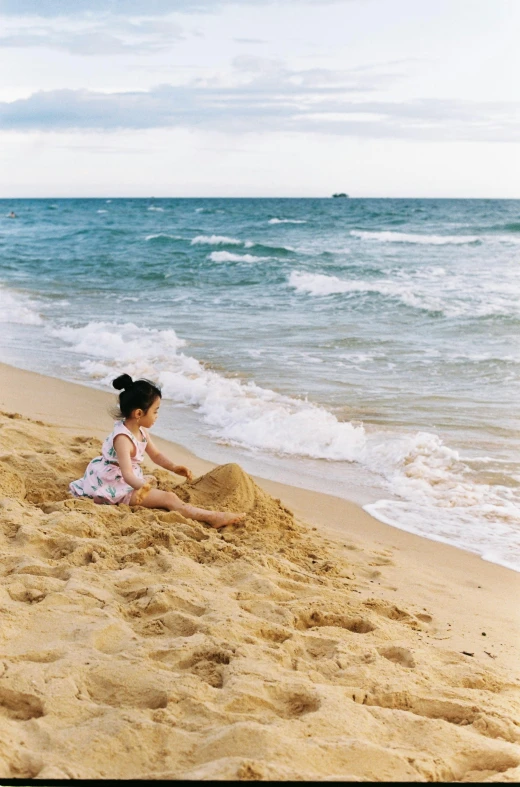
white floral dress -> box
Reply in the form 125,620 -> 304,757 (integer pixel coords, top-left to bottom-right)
69,421 -> 148,505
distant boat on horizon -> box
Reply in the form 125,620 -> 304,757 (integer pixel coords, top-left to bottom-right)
332,192 -> 349,198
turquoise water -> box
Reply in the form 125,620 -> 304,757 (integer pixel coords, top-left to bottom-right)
1,197 -> 519,569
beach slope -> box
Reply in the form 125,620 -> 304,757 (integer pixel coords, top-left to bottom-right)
0,364 -> 519,781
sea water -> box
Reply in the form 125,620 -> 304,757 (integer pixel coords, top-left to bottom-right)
1,197 -> 519,571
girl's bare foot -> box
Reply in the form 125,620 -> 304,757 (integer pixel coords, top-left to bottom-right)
205,511 -> 246,529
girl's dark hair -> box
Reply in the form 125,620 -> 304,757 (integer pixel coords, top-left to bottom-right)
112,374 -> 162,419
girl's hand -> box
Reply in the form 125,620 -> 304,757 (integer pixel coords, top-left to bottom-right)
174,465 -> 193,482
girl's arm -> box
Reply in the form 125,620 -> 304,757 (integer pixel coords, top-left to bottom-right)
145,433 -> 193,481
114,435 -> 146,489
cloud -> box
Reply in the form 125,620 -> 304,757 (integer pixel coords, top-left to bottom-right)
0,0 -> 341,17
0,3 -> 328,57
0,17 -> 185,55
0,1 -> 216,15
1,59 -> 518,141
233,38 -> 266,45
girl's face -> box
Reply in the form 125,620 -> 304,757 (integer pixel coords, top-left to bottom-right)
138,396 -> 161,429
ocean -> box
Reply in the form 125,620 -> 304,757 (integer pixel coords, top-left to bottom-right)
1,197 -> 519,571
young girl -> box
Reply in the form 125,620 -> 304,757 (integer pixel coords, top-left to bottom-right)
69,373 -> 245,529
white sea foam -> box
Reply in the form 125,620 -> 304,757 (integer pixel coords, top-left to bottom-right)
209,251 -> 267,263
51,321 -> 186,364
365,497 -> 520,572
288,270 -> 440,311
97,209 -> 107,214
190,235 -> 293,254
44,325 -> 472,478
338,351 -> 379,365
0,287 -> 43,325
362,429 -> 520,570
289,271 -> 359,296
145,233 -> 182,241
52,320 -> 366,461
245,240 -> 295,253
147,206 -> 164,211
351,230 -> 479,245
288,270 -> 520,318
269,218 -> 307,224
191,235 -> 242,246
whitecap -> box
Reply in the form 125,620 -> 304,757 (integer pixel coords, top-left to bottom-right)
209,251 -> 267,263
287,270 -> 520,318
191,235 -> 241,246
288,271 -> 416,302
269,218 -> 307,224
0,286 -> 43,325
351,230 -> 480,245
145,233 -> 182,241
289,271 -> 358,296
493,234 -> 520,245
50,321 -> 186,364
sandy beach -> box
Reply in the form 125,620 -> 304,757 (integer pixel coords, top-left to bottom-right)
0,361 -> 519,781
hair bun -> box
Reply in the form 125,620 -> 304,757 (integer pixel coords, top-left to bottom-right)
112,373 -> 133,391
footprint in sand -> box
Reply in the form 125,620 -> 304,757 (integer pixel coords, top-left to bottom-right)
176,646 -> 235,689
296,608 -> 377,634
267,686 -> 321,719
378,645 -> 416,669
0,685 -> 45,720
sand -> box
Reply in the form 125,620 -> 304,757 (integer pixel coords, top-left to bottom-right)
0,363 -> 519,781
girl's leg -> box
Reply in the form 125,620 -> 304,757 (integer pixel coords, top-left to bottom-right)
130,488 -> 245,529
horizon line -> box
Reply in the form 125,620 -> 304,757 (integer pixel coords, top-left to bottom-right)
2,195 -> 520,200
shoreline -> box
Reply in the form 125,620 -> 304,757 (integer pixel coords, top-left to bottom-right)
1,360 -> 518,668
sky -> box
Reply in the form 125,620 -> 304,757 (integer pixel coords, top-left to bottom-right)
1,0 -> 519,198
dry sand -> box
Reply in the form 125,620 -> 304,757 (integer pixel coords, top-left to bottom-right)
0,362 -> 519,781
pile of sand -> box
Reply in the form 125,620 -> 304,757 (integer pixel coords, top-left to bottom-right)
0,410 -> 519,781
